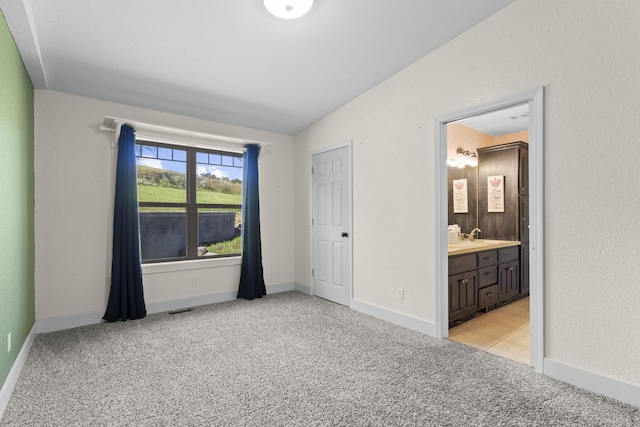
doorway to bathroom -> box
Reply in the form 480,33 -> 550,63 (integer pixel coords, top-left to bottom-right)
434,87 -> 545,373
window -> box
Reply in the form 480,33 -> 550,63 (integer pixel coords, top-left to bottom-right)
135,141 -> 243,262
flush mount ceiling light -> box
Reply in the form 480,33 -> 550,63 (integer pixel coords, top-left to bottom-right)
263,0 -> 314,19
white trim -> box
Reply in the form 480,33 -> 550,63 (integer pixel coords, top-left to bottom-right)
544,358 -> 640,408
351,299 -> 437,337
37,310 -> 104,334
433,87 -> 545,373
0,324 -> 37,420
0,0 -> 47,87
294,282 -> 312,295
142,256 -> 241,275
36,282 -> 297,334
309,141 -> 354,308
145,291 -> 238,316
267,282 -> 296,294
528,88 -> 545,371
100,116 -> 270,151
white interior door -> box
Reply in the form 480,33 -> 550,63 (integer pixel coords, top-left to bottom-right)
312,145 -> 351,306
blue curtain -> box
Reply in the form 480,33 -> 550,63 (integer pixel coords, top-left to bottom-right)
103,124 -> 146,322
237,144 -> 267,300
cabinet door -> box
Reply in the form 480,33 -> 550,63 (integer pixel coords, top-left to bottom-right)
498,260 -> 519,301
519,149 -> 529,195
460,270 -> 478,316
520,195 -> 529,243
449,274 -> 462,321
449,271 -> 478,322
520,242 -> 530,295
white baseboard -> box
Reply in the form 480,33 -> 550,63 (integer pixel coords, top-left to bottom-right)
36,282 -> 297,334
294,282 -> 311,295
268,282 -> 295,294
37,310 -> 104,334
350,298 -> 437,337
146,290 -> 237,315
0,324 -> 37,420
544,358 -> 640,408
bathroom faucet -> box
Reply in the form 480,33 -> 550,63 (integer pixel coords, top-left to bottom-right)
469,228 -> 481,241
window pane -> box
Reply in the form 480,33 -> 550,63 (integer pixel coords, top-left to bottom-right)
141,145 -> 157,158
173,150 -> 187,162
157,147 -> 173,160
196,161 -> 242,204
137,149 -> 187,203
198,208 -> 241,256
221,155 -> 234,166
209,153 -> 221,165
196,152 -> 209,163
139,208 -> 186,261
233,157 -> 243,168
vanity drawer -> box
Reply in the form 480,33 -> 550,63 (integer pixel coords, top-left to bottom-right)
478,284 -> 499,308
498,246 -> 519,263
477,250 -> 498,268
449,254 -> 477,275
478,266 -> 498,287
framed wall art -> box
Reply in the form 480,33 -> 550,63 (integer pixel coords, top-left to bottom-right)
487,175 -> 504,212
453,178 -> 468,213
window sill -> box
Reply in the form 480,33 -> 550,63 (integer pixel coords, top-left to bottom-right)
142,256 -> 241,275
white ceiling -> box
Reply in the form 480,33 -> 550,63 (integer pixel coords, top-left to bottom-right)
457,103 -> 530,136
1,0 -> 517,135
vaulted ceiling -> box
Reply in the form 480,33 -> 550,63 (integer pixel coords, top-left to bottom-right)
1,0 -> 517,135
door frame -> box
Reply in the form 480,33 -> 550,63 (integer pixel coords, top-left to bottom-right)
434,87 -> 545,373
309,141 -> 354,307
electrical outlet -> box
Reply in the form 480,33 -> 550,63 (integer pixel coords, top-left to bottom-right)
7,333 -> 11,353
192,276 -> 199,286
397,288 -> 404,301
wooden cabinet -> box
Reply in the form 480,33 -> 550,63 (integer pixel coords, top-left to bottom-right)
498,260 -> 520,302
520,242 -> 530,294
448,254 -> 477,327
519,195 -> 529,242
478,142 -> 528,241
519,149 -> 529,195
449,271 -> 478,327
448,245 -> 522,327
477,141 -> 530,301
497,245 -> 520,304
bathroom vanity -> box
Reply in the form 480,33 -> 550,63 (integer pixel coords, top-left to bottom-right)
448,240 -> 525,328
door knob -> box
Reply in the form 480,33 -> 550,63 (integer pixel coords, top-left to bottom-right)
342,232 -> 349,237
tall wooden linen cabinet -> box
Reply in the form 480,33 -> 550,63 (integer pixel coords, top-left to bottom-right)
477,141 -> 530,300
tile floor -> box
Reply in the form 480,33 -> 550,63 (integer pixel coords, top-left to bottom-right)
448,297 -> 530,365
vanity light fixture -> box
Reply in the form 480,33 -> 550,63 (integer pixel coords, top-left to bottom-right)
447,148 -> 478,168
263,0 -> 314,19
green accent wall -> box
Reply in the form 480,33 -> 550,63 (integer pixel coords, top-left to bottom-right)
0,10 -> 35,389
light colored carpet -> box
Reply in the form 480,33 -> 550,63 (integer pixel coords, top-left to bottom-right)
1,291 -> 638,426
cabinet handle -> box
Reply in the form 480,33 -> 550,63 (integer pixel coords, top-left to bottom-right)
484,257 -> 492,260
484,272 -> 492,276
462,279 -> 467,284
509,267 -> 514,271
485,292 -> 494,296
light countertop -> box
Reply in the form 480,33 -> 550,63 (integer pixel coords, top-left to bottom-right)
448,239 -> 520,256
